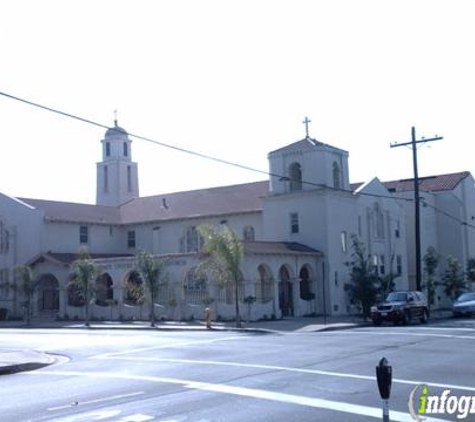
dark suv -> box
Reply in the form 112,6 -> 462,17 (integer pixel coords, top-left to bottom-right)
370,291 -> 429,326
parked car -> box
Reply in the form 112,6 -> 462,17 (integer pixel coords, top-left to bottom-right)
370,291 -> 429,326
452,292 -> 475,317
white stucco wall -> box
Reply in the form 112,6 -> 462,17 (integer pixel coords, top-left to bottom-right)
0,192 -> 44,266
42,222 -> 127,255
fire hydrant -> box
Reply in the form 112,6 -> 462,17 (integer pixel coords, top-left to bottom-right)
205,307 -> 212,329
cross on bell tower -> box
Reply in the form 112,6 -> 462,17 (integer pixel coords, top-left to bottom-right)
303,116 -> 312,139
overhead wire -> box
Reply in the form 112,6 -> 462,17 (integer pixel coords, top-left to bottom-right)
0,90 -> 416,204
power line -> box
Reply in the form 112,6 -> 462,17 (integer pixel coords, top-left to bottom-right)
422,201 -> 475,231
3,91 -> 475,246
0,90 -> 415,204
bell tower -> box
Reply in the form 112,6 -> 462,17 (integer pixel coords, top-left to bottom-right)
268,117 -> 350,195
96,119 -> 139,206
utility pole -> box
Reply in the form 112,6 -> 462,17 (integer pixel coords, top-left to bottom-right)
390,127 -> 443,291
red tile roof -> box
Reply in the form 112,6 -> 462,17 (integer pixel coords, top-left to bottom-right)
351,171 -> 470,193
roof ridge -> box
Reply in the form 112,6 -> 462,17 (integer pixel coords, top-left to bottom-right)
126,180 -> 268,202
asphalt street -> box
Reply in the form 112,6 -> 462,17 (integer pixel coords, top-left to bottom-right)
1,318 -> 474,422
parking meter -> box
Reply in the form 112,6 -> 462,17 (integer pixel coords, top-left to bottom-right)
376,357 -> 392,421
376,357 -> 392,399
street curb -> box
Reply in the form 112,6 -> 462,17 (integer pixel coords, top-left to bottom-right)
0,361 -> 52,376
0,350 -> 56,376
0,319 -> 374,333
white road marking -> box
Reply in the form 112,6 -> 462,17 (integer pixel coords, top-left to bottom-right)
47,391 -> 145,411
53,409 -> 122,422
93,356 -> 475,393
91,336 -> 243,359
119,415 -> 154,422
339,330 -> 475,340
408,326 -> 475,332
30,370 -> 448,421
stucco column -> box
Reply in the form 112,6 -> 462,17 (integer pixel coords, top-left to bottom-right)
273,280 -> 281,319
59,285 -> 67,318
293,278 -> 300,317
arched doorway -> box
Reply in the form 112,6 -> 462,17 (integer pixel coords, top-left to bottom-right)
278,265 -> 293,316
37,274 -> 60,313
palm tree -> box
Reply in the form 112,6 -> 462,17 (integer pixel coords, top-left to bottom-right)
198,225 -> 244,328
135,250 -> 168,327
71,247 -> 102,327
13,265 -> 39,326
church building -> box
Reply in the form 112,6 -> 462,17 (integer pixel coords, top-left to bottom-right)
1,118 -> 442,322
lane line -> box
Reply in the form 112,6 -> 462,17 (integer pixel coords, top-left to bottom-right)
30,370 -> 448,422
94,356 -> 475,393
47,391 -> 145,411
91,336 -> 243,359
407,327 -> 475,332
336,330 -> 475,340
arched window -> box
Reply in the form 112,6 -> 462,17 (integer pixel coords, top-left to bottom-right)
123,142 -> 128,157
103,166 -> 108,192
373,203 -> 385,239
127,166 -> 132,192
289,162 -> 302,191
184,267 -> 208,305
333,161 -> 342,189
106,142 -> 111,157
180,226 -> 203,253
243,226 -> 255,241
124,271 -> 143,306
257,264 -> 273,303
217,271 -> 244,305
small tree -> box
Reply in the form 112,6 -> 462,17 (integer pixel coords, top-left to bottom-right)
442,255 -> 466,301
344,235 -> 379,318
70,247 -> 102,327
422,246 -> 439,309
134,250 -> 168,327
198,225 -> 244,328
466,257 -> 475,286
13,265 -> 39,326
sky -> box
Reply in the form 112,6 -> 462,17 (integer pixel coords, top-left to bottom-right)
1,0 -> 474,204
